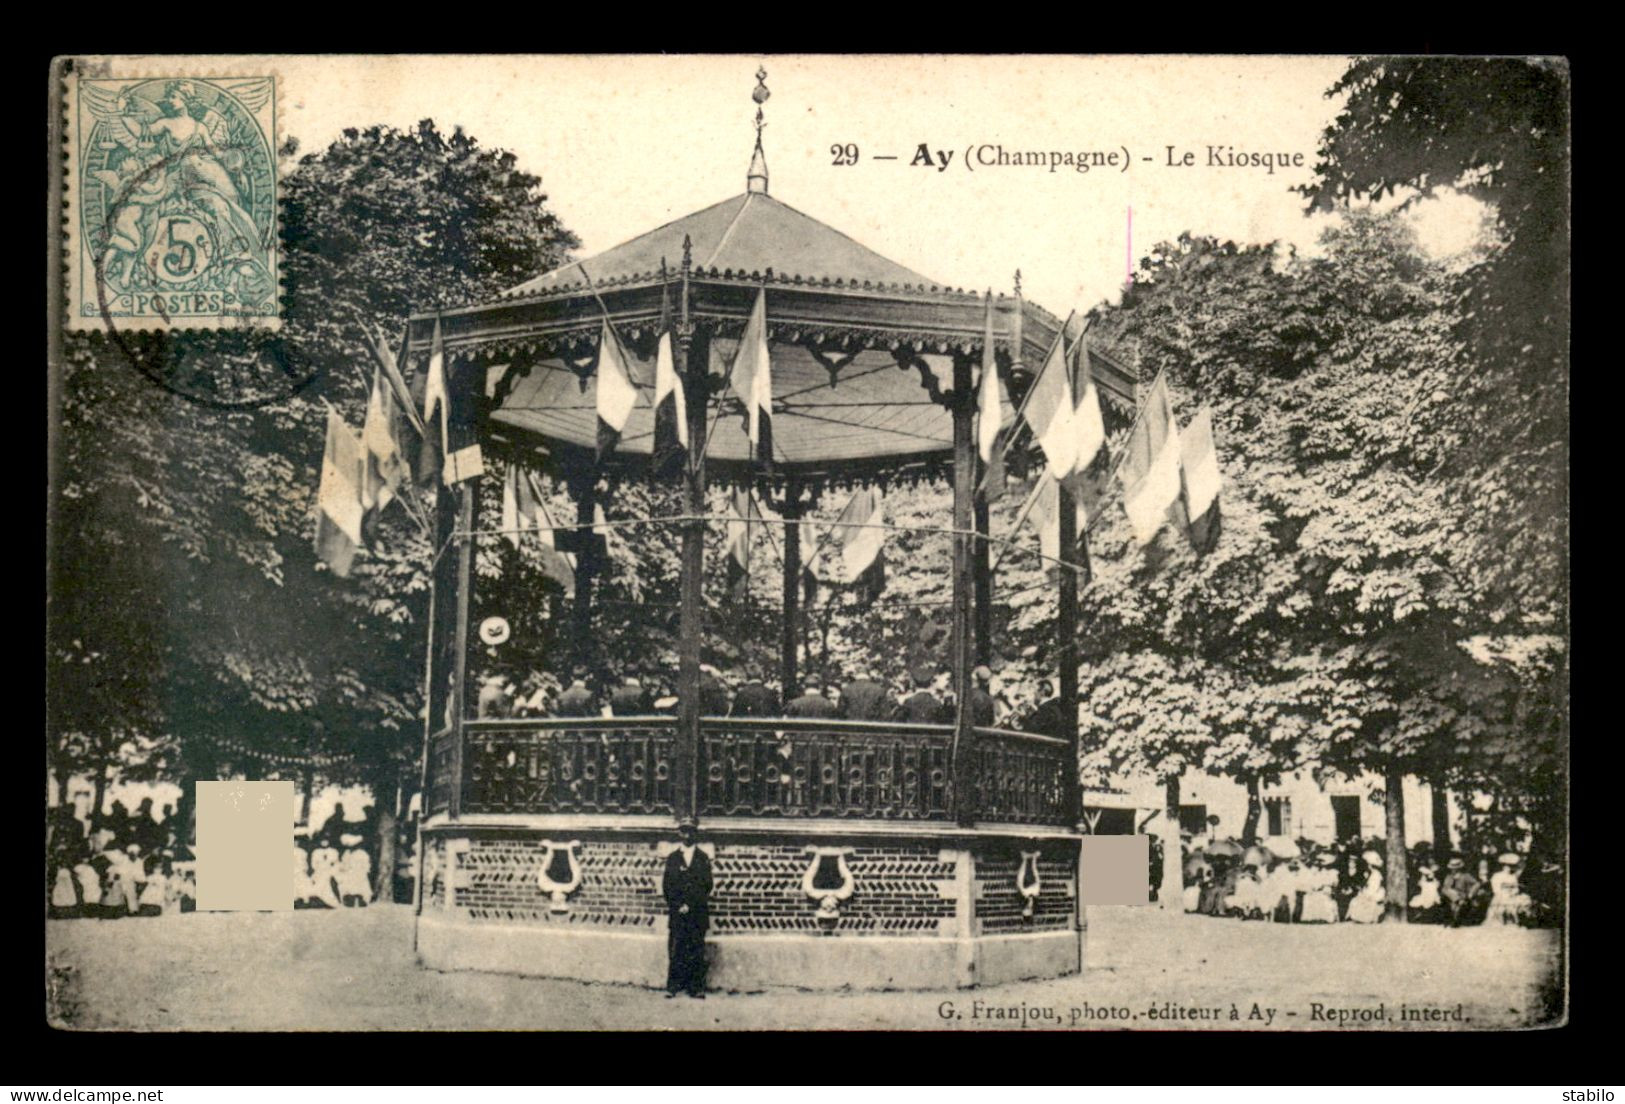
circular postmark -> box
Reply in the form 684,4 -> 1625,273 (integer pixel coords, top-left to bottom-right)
79,76 -> 314,409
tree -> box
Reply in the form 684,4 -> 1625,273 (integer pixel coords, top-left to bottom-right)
1301,56 -> 1569,628
48,120 -> 579,899
1069,210 -> 1562,918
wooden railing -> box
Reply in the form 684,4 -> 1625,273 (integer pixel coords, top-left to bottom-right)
432,716 -> 1074,826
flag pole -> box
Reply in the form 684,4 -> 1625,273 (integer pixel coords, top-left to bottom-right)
988,477 -> 1049,575
576,263 -> 643,379
976,308 -> 1077,497
1081,361 -> 1171,538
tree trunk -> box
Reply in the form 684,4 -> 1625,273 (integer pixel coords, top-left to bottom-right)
1159,775 -> 1184,910
88,753 -> 110,832
373,798 -> 398,903
1430,783 -> 1452,851
1384,767 -> 1409,922
1240,776 -> 1263,845
299,766 -> 314,827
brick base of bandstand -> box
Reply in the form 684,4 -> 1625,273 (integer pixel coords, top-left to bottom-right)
415,818 -> 1085,991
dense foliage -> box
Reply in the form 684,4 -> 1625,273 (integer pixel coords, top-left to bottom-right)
49,123 -> 580,855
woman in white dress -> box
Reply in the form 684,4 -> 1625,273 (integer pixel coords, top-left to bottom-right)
73,860 -> 103,913
103,846 -> 145,917
1484,854 -> 1532,925
1409,862 -> 1442,922
51,867 -> 80,913
137,860 -> 167,916
336,849 -> 372,907
308,845 -> 344,909
1299,856 -> 1340,923
1345,851 -> 1386,923
1227,863 -> 1264,918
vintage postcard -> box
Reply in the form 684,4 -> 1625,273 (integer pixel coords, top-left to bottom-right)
46,54 -> 1569,1032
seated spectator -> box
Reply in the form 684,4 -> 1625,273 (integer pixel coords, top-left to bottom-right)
1299,854 -> 1339,923
699,665 -> 732,715
476,672 -> 515,719
967,666 -> 997,727
337,848 -> 373,907
136,857 -> 167,917
103,844 -> 145,918
609,673 -> 652,716
308,843 -> 344,909
1485,853 -> 1533,926
730,665 -> 780,717
73,857 -> 103,915
785,673 -> 840,719
50,865 -> 80,917
1409,861 -> 1442,923
552,668 -> 597,717
1345,851 -> 1385,923
1023,680 -> 1065,738
838,665 -> 890,721
893,665 -> 943,725
133,797 -> 164,856
169,860 -> 196,913
1440,855 -> 1483,927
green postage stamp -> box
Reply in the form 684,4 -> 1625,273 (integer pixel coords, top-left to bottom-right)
65,67 -> 279,331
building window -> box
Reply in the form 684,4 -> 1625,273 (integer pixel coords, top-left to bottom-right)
1265,797 -> 1291,837
1331,795 -> 1362,842
1178,804 -> 1208,836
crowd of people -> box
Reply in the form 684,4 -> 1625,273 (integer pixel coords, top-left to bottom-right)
47,797 -> 195,918
1176,833 -> 1554,927
47,796 -> 397,917
476,660 -> 1071,735
291,803 -> 382,909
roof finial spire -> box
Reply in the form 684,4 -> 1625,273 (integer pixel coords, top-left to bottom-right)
747,66 -> 770,194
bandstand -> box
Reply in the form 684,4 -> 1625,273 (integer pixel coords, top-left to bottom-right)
407,71 -> 1138,990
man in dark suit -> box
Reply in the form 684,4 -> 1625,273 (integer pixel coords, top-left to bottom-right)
893,665 -> 943,724
552,668 -> 597,717
730,665 -> 779,717
785,673 -> 840,719
699,665 -> 732,715
967,666 -> 998,727
1023,679 -> 1064,737
663,818 -> 713,998
839,665 -> 891,721
609,673 -> 652,716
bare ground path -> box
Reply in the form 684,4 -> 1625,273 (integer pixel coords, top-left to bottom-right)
46,905 -> 1561,1031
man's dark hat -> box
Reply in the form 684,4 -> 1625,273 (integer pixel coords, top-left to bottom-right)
677,816 -> 697,831
912,664 -> 935,685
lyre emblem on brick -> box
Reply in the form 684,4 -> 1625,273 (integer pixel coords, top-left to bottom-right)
536,839 -> 584,913
1017,851 -> 1043,920
801,847 -> 855,926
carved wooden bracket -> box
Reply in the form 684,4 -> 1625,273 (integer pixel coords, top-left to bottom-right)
803,337 -> 863,389
892,348 -> 951,407
490,362 -> 534,408
563,352 -> 597,394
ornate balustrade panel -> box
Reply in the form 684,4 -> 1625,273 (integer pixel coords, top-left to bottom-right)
427,729 -> 457,817
699,720 -> 955,820
434,719 -> 1069,823
462,720 -> 675,816
973,728 -> 1073,826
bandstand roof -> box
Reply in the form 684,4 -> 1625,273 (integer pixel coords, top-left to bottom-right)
406,95 -> 1139,490
504,191 -> 939,299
